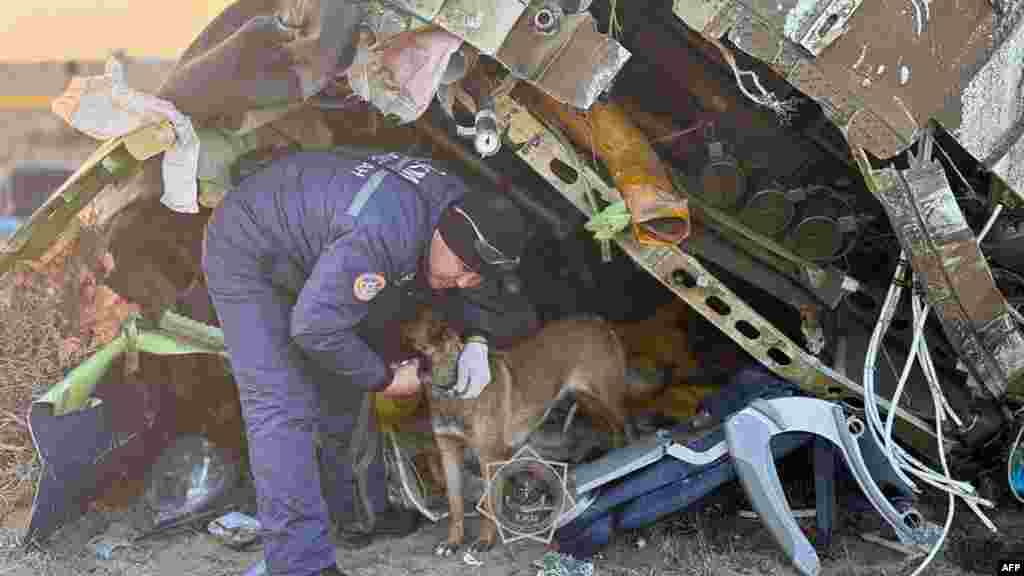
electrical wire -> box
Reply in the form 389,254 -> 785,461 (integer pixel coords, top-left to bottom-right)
861,251 -> 1003,574
864,278 -> 991,506
869,297 -> 1001,505
866,284 -> 995,515
863,204 -> 1002,496
863,254 -> 919,490
916,313 -> 964,428
1011,304 -> 1024,327
909,305 -> 955,576
979,203 -> 1005,243
881,296 -> 931,473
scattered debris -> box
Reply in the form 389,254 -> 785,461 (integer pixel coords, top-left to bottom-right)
900,65 -> 911,86
87,534 -> 133,560
207,511 -> 261,550
242,558 -> 268,576
463,550 -> 484,566
861,531 -> 927,558
535,551 -> 595,576
142,434 -> 242,530
853,44 -> 869,69
739,508 -> 816,520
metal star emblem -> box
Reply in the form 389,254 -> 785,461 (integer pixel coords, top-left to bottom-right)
475,444 -> 575,545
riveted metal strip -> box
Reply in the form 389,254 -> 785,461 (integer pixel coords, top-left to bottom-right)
868,159 -> 1024,399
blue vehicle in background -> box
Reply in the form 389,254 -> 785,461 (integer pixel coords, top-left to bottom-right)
0,162 -> 76,240
0,216 -> 22,239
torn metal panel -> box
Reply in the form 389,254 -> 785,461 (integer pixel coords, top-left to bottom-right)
364,1 -> 435,38
940,5 -> 1024,198
383,0 -> 448,21
25,312 -> 227,543
674,0 -> 737,34
494,6 -> 631,109
381,0 -> 630,108
383,0 -> 527,56
496,8 -> 589,83
869,161 -> 1024,399
26,385 -> 155,545
435,0 -> 527,55
672,0 -> 997,160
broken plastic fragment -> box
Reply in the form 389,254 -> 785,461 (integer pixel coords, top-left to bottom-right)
538,551 -> 594,576
88,536 -> 132,561
142,434 -> 241,530
463,551 -> 484,566
208,511 -> 262,550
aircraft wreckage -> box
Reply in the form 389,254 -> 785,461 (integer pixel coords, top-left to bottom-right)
3,0 -> 1024,574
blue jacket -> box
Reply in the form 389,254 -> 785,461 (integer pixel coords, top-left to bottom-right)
222,149 -> 480,391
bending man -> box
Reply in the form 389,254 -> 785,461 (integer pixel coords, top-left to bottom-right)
200,149 -> 536,576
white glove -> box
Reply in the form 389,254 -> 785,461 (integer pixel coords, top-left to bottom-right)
454,337 -> 491,399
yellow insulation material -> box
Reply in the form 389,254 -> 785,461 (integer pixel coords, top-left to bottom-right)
615,299 -> 716,419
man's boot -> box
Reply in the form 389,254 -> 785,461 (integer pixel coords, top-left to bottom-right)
336,504 -> 422,549
319,394 -> 422,550
335,399 -> 422,549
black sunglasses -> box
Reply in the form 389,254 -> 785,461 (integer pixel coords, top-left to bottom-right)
452,206 -> 520,271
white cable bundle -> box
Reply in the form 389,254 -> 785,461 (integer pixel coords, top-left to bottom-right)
860,212 -> 1007,575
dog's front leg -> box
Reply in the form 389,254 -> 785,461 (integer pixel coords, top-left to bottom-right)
471,448 -> 505,554
435,435 -> 465,557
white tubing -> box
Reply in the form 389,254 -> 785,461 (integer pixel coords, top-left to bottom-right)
978,203 -> 1004,244
882,299 -> 931,477
860,256 -> 1001,575
908,294 -> 955,576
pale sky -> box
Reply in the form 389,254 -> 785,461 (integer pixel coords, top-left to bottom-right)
1,1 -> 236,61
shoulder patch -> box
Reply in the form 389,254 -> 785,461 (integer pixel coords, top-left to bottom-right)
353,273 -> 387,302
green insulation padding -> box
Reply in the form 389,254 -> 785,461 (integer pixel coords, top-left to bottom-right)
584,200 -> 631,241
37,311 -> 227,417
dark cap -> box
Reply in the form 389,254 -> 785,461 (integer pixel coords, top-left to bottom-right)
436,192 -> 526,276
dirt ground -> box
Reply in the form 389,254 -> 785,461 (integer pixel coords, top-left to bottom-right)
0,475 -> 1013,576
0,107 -> 1017,576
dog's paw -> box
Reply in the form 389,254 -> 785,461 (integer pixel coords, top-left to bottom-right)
469,539 -> 494,554
435,541 -> 459,557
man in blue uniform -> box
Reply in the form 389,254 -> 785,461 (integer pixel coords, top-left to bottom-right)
199,148 -> 536,576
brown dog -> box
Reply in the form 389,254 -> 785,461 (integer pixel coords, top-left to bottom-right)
400,305 -> 666,556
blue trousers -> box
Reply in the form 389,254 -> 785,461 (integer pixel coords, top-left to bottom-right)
203,205 -> 388,576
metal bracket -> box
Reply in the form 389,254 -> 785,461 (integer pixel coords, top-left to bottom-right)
494,94 -> 942,454
727,397 -> 930,576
